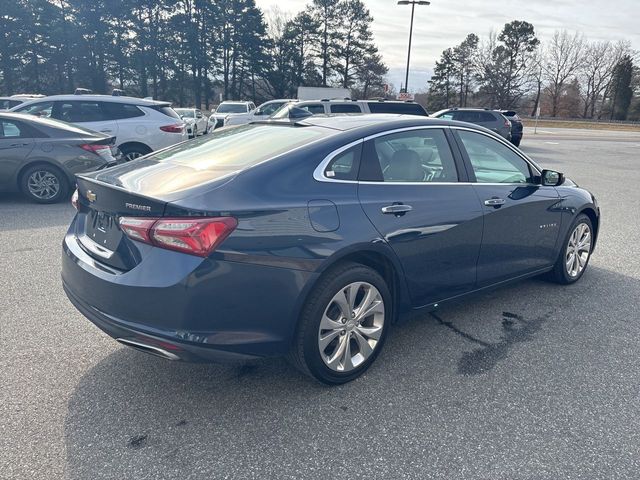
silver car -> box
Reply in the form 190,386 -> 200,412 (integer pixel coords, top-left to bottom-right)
0,112 -> 119,203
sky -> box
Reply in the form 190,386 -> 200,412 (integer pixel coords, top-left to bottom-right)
254,0 -> 640,93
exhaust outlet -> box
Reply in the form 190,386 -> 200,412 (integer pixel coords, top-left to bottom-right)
116,338 -> 180,361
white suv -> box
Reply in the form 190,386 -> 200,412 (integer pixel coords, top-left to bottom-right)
12,94 -> 188,161
208,101 -> 256,131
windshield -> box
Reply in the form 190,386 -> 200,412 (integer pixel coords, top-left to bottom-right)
216,104 -> 248,114
175,109 -> 194,118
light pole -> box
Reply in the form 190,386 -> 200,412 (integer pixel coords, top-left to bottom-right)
397,0 -> 430,93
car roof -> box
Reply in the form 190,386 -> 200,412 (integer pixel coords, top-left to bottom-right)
296,113 -> 472,132
0,111 -> 106,135
13,94 -> 171,108
219,101 -> 252,105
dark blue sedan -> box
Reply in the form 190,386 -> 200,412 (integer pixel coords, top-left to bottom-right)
62,115 -> 599,384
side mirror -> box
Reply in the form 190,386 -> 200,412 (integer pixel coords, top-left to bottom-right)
541,169 -> 564,186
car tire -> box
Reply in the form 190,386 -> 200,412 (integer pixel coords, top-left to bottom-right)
20,164 -> 69,204
548,214 -> 594,285
120,144 -> 151,162
289,262 -> 391,384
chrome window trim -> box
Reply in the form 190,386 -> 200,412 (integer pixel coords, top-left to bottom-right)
313,124 -> 545,186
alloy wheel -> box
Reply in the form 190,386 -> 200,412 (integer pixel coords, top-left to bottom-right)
27,170 -> 60,200
318,281 -> 385,372
124,151 -> 144,162
565,223 -> 592,277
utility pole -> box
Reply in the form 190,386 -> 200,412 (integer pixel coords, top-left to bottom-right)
397,1 -> 430,93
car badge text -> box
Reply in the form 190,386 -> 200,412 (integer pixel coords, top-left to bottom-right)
125,202 -> 152,212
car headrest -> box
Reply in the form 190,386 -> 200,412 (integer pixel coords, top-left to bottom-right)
386,149 -> 423,182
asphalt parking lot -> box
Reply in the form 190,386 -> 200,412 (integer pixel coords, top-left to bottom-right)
1,127 -> 639,480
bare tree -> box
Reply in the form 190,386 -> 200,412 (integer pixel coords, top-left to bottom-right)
543,30 -> 585,117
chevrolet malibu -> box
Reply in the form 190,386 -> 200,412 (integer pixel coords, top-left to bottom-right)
62,115 -> 599,384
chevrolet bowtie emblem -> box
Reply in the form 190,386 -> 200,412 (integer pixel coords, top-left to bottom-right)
86,190 -> 97,202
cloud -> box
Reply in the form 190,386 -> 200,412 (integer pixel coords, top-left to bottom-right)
255,0 -> 640,92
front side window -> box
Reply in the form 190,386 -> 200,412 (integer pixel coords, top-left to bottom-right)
55,101 -> 106,123
360,129 -> 458,183
16,101 -> 53,118
457,130 -> 532,184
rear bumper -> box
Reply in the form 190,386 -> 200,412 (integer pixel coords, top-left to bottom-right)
62,226 -> 318,362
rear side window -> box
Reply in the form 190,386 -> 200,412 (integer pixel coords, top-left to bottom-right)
360,129 -> 458,183
367,102 -> 427,116
151,106 -> 182,119
324,145 -> 361,181
455,111 -> 480,122
330,104 -> 362,114
0,120 -> 24,138
103,103 -> 145,119
479,112 -> 497,122
55,101 -> 106,123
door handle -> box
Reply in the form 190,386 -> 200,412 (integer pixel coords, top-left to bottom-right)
9,143 -> 29,148
381,204 -> 413,215
484,197 -> 506,207
100,129 -> 113,133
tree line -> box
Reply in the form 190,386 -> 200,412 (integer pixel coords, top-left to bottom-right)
0,0 -> 388,108
426,21 -> 639,121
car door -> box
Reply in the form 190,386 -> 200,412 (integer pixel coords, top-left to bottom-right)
453,128 -> 562,286
52,100 -> 117,137
357,127 -> 484,307
0,119 -> 35,188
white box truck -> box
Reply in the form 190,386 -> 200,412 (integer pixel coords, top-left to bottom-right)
297,86 -> 351,101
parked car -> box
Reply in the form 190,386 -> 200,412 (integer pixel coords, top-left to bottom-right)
62,115 -> 599,384
0,112 -> 119,203
0,94 -> 44,111
224,99 -> 295,126
174,108 -> 208,138
11,94 -> 187,161
431,108 -> 512,141
499,110 -> 524,146
272,99 -> 429,118
208,101 -> 256,131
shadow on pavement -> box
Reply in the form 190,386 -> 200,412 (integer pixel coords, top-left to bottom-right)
63,266 -> 640,479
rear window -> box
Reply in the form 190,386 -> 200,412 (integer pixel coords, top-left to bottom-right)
367,102 -> 427,116
148,124 -> 332,172
216,104 -> 248,114
103,102 -> 145,119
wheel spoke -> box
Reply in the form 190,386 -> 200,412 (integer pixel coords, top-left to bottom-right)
353,330 -> 374,358
320,314 -> 342,331
326,334 -> 349,370
356,324 -> 383,341
333,289 -> 351,318
319,329 -> 341,351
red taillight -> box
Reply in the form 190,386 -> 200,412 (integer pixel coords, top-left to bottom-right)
504,120 -> 511,128
119,217 -> 157,243
80,143 -> 111,153
159,124 -> 185,133
119,216 -> 237,257
71,189 -> 79,210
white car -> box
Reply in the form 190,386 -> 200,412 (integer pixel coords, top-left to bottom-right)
174,108 -> 208,138
0,94 -> 44,110
11,94 -> 188,161
224,99 -> 295,127
208,101 -> 256,131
